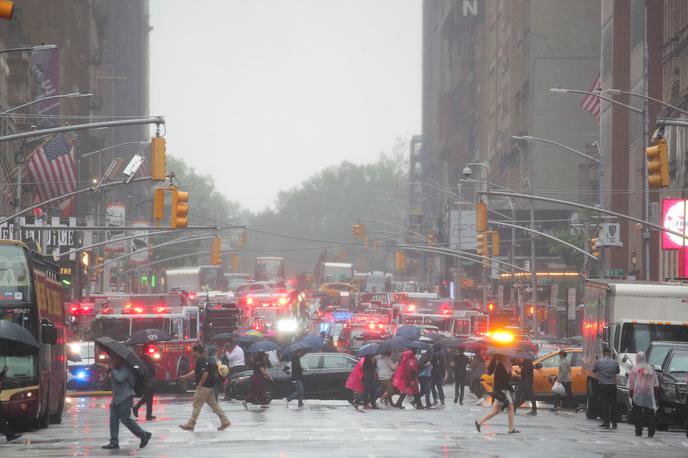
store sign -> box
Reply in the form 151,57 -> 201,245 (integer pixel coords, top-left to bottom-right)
662,199 -> 688,250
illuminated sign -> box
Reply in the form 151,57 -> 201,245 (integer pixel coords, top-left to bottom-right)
662,199 -> 688,250
59,267 -> 72,276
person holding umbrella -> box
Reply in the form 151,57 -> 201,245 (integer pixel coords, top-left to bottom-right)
101,353 -> 152,449
393,350 -> 421,409
452,347 -> 470,405
475,354 -> 519,434
223,338 -> 246,401
361,354 -> 380,409
243,351 -> 273,408
285,349 -> 305,409
178,344 -> 231,432
376,352 -> 397,406
132,346 -> 156,421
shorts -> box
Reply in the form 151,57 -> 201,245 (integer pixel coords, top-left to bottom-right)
380,379 -> 395,393
493,389 -> 514,408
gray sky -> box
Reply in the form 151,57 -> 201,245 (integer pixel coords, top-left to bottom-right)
149,0 -> 421,212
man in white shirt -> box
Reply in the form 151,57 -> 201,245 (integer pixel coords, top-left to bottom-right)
376,352 -> 397,406
223,339 -> 246,401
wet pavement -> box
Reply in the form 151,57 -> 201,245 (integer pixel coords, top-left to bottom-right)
5,386 -> 688,457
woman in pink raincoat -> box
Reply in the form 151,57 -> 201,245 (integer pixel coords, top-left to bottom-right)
345,357 -> 365,408
393,350 -> 421,409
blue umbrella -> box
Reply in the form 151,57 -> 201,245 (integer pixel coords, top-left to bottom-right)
357,342 -> 382,357
406,340 -> 432,351
378,336 -> 410,353
282,340 -> 313,359
396,325 -> 421,341
300,334 -> 325,348
246,340 -> 281,353
236,334 -> 262,344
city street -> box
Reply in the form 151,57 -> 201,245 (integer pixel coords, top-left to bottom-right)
7,387 -> 688,458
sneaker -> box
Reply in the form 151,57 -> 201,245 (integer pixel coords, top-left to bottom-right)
139,432 -> 152,449
598,423 -> 610,429
218,421 -> 231,431
132,406 -> 139,418
525,410 -> 537,416
284,398 -> 290,408
297,404 -> 304,410
242,400 -> 248,409
146,416 -> 156,421
474,421 -> 481,433
508,429 -> 521,434
260,404 -> 269,409
6,434 -> 22,442
454,399 -> 458,404
102,443 -> 119,449
179,424 -> 194,431
459,401 -> 463,405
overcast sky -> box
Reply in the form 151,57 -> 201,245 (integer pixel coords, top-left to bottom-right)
149,0 -> 421,212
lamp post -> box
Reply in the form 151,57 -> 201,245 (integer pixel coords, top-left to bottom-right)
1,92 -> 93,115
0,44 -> 57,54
550,86 -> 650,281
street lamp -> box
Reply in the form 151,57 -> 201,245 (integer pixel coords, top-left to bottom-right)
1,92 -> 93,115
0,44 -> 57,54
549,87 -> 642,114
600,88 -> 688,117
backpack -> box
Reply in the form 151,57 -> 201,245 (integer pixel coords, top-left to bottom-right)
133,371 -> 148,397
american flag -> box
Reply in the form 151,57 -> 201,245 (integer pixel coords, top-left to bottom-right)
581,74 -> 601,125
27,134 -> 76,215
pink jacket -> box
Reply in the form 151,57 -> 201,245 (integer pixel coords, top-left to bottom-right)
393,350 -> 419,395
345,357 -> 365,393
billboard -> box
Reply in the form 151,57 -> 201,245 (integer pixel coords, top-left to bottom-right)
662,199 -> 688,250
449,210 -> 476,250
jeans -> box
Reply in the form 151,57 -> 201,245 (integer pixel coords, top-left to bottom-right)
419,377 -> 432,407
185,386 -> 229,427
134,387 -> 153,418
431,374 -> 445,403
286,380 -> 304,406
454,373 -> 466,404
598,384 -> 617,426
554,381 -> 573,409
519,378 -> 536,412
109,396 -> 146,445
632,405 -> 656,436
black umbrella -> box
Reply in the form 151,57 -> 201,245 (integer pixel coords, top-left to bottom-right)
246,340 -> 281,354
125,328 -> 172,346
406,340 -> 432,351
396,325 -> 421,341
0,321 -> 39,348
95,337 -> 152,381
212,333 -> 238,341
378,336 -> 410,353
357,342 -> 382,357
438,336 -> 465,349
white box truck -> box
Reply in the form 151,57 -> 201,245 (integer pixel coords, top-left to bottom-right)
581,280 -> 688,419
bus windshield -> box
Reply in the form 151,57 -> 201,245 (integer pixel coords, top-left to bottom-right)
0,244 -> 31,303
0,340 -> 37,387
620,323 -> 688,354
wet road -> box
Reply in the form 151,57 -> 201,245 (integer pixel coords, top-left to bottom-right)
6,386 -> 688,457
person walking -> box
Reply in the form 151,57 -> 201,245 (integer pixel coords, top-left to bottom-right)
469,352 -> 486,400
361,354 -> 380,409
345,357 -> 365,409
475,355 -> 519,434
430,343 -> 446,406
593,348 -> 620,429
519,357 -> 537,415
417,351 -> 433,409
452,348 -> 470,405
553,350 -> 573,411
393,350 -> 421,409
179,344 -> 231,431
224,339 -> 246,401
285,349 -> 305,409
0,365 -> 21,442
102,354 -> 152,449
376,352 -> 397,406
627,351 -> 659,438
243,352 -> 272,408
132,347 -> 156,421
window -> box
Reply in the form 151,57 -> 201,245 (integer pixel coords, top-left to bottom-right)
668,351 -> 688,374
93,318 -> 130,341
540,355 -> 560,368
322,355 -> 354,369
601,20 -> 613,78
620,323 -> 688,353
189,312 -> 198,339
648,345 -> 672,367
301,355 -> 320,370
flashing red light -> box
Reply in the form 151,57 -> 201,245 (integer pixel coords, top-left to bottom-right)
369,323 -> 375,329
188,292 -> 197,301
406,304 -> 416,313
147,347 -> 155,354
528,305 -> 535,315
247,297 -> 254,305
441,308 -> 451,315
124,304 -> 146,314
487,303 -> 495,312
278,296 -> 288,305
152,305 -> 169,314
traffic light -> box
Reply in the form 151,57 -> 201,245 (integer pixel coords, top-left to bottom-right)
491,231 -> 500,257
152,188 -> 165,222
591,236 -> 600,258
170,187 -> 189,228
646,138 -> 669,188
476,201 -> 488,232
487,301 -> 496,313
210,236 -> 222,266
527,305 -> 535,316
352,223 -> 366,240
231,253 -> 241,272
0,2 -> 13,20
395,250 -> 406,272
150,136 -> 166,181
476,232 -> 489,257
427,233 -> 435,246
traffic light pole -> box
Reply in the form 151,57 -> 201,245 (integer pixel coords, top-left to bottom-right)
530,201 -> 538,334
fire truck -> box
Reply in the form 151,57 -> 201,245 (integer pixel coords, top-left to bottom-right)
91,296 -> 200,391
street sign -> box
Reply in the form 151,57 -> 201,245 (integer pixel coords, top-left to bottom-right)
599,223 -> 623,247
607,268 -> 625,277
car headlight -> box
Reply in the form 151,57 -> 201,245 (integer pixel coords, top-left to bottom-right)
661,381 -> 676,398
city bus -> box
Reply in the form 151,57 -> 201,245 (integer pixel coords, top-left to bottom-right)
0,240 -> 65,429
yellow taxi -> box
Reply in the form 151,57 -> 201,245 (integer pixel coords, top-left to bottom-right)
480,347 -> 585,400
318,282 -> 359,299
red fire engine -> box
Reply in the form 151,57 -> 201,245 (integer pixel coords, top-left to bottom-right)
91,297 -> 200,391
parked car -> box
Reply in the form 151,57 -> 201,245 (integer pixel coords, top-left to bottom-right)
656,345 -> 688,430
227,352 -> 358,400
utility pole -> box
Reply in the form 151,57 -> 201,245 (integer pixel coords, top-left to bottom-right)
530,200 -> 538,335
